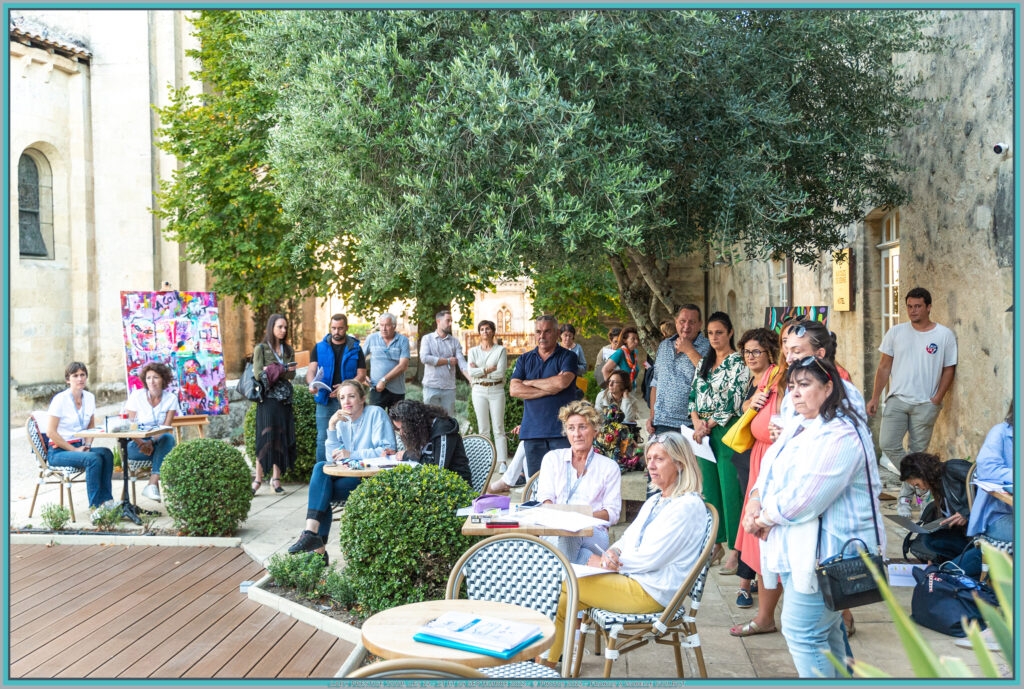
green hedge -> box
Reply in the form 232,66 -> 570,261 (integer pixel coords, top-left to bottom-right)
161,438 -> 253,536
244,383 -> 317,481
337,464 -> 476,613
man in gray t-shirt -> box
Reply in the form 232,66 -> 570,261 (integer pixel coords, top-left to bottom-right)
868,287 -> 957,517
361,313 -> 410,411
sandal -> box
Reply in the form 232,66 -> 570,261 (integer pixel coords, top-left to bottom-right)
251,479 -> 262,496
272,478 -> 285,494
729,620 -> 778,637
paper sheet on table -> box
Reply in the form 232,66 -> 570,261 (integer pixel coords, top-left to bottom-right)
514,507 -> 606,532
678,424 -> 717,463
973,479 -> 1013,494
358,458 -> 420,470
572,563 -> 616,578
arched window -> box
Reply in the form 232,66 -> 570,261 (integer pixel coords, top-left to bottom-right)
496,306 -> 512,334
18,152 -> 53,259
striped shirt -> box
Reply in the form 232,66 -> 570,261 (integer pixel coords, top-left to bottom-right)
754,412 -> 885,593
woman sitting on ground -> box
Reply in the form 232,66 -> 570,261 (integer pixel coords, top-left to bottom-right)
899,452 -> 972,562
535,401 -> 622,564
46,361 -> 116,517
124,362 -> 179,503
541,432 -> 710,669
288,380 -> 395,563
388,399 -> 473,486
593,371 -> 644,472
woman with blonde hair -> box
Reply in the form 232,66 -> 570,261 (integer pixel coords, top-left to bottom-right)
536,401 -> 621,564
541,431 -> 711,668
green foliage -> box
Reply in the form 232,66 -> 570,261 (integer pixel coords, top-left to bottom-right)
243,383 -> 317,482
152,10 -> 335,336
266,551 -> 327,596
825,545 -> 1013,678
322,567 -> 358,608
337,464 -> 476,613
140,511 -> 160,534
91,504 -> 121,531
161,438 -> 253,536
40,503 -> 71,531
529,261 -> 629,339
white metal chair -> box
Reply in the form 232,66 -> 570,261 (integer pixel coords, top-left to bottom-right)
571,502 -> 719,678
446,533 -> 579,679
26,414 -> 86,521
462,433 -> 496,495
346,658 -> 486,678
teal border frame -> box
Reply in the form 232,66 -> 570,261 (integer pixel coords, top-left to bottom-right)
2,2 -> 1020,686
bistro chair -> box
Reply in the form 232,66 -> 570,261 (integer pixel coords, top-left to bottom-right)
346,658 -> 486,679
26,413 -> 86,521
446,533 -> 579,679
571,502 -> 719,679
521,471 -> 540,503
462,433 -> 496,495
965,461 -> 978,511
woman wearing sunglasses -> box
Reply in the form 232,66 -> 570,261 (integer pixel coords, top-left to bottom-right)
743,356 -> 885,678
688,312 -> 749,576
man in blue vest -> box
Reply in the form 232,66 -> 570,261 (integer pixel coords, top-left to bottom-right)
306,313 -> 367,463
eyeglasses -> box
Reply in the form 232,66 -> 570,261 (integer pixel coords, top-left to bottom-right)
648,432 -> 675,445
743,349 -> 765,358
795,355 -> 832,381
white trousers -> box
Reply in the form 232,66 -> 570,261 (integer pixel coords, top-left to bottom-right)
502,441 -> 527,485
471,384 -> 508,467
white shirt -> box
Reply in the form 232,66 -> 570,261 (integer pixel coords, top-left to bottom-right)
879,321 -> 957,404
467,344 -> 507,385
613,492 -> 709,607
594,390 -> 640,424
125,388 -> 180,429
536,448 -> 621,529
47,388 -> 96,441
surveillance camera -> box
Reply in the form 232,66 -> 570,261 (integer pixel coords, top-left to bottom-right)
994,142 -> 1011,155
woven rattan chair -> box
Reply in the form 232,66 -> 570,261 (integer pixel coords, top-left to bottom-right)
966,461 -> 978,511
346,658 -> 486,678
521,471 -> 540,503
571,502 -> 719,679
462,433 -> 496,495
446,533 -> 579,679
26,414 -> 86,521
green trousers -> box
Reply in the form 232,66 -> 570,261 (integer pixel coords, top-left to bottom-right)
699,420 -> 743,548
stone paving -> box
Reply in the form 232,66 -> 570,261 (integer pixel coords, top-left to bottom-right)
7,415 -> 1000,679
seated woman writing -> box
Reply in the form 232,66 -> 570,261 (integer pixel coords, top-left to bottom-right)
535,401 -> 621,564
541,432 -> 710,669
288,380 -> 395,562
899,452 -> 971,562
388,399 -> 473,486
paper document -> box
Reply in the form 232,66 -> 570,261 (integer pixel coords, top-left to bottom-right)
515,507 -> 605,532
309,366 -> 332,392
679,425 -> 717,463
887,561 -> 927,587
884,514 -> 945,534
417,612 -> 540,653
973,479 -> 1013,494
572,563 -> 615,578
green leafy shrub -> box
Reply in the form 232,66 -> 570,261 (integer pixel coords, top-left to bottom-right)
243,383 -> 317,482
322,567 -> 357,608
266,551 -> 327,595
91,504 -> 121,530
40,503 -> 71,531
161,438 -> 253,536
338,464 -> 476,613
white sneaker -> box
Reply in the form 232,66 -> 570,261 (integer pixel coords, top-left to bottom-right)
142,484 -> 162,502
879,454 -> 900,476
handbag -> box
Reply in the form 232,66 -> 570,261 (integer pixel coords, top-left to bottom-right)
722,366 -> 779,453
237,360 -> 262,402
910,561 -> 998,637
814,419 -> 887,611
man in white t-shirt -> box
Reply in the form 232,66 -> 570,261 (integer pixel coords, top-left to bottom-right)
867,287 -> 957,517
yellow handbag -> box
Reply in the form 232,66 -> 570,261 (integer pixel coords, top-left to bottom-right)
722,366 -> 779,453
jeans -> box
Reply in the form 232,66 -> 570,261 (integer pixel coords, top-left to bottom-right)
950,512 -> 1014,578
778,572 -> 846,678
423,386 -> 456,416
314,398 -> 341,464
471,384 -> 508,468
48,446 -> 115,508
880,397 -> 941,502
126,433 -> 175,474
306,461 -> 360,543
523,437 -> 571,479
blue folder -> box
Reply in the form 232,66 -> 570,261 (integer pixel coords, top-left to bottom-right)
412,632 -> 544,659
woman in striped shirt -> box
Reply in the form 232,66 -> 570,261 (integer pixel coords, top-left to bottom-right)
744,356 -> 884,678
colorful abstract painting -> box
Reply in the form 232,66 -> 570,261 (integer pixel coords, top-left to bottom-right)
120,291 -> 229,415
764,306 -> 830,334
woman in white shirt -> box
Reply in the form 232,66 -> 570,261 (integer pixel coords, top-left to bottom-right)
558,323 -> 587,377
536,401 -> 622,564
46,362 -> 116,514
124,362 -> 180,503
467,320 -> 508,470
594,370 -> 640,423
541,431 -> 709,668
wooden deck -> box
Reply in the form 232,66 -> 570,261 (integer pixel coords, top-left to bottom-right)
9,544 -> 354,679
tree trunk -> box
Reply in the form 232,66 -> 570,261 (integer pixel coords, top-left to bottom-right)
607,254 -> 662,356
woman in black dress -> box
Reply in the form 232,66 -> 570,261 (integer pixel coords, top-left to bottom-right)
252,314 -> 297,494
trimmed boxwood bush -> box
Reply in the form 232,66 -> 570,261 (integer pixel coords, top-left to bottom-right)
243,383 -> 317,482
161,438 -> 253,536
338,464 -> 477,613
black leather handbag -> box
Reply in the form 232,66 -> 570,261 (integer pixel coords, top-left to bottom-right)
814,420 -> 887,611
